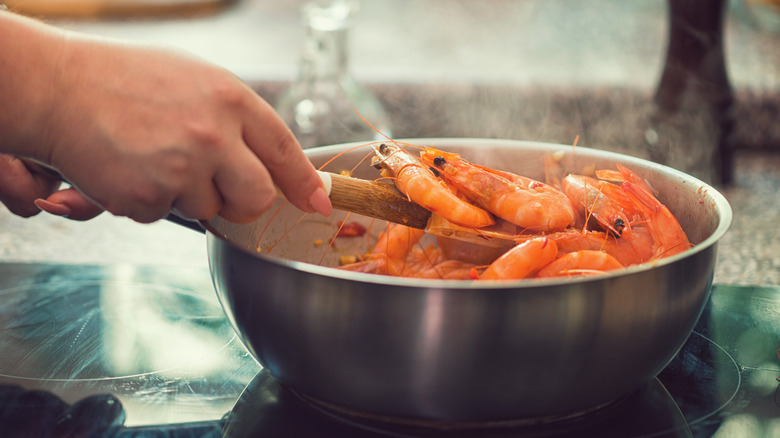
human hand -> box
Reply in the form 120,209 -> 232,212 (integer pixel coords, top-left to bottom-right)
5,14 -> 331,224
0,154 -> 105,220
0,154 -> 61,218
51,36 -> 331,223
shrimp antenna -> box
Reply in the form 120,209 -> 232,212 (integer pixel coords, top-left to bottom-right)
355,109 -> 395,143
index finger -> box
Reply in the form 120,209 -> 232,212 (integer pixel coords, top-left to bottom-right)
241,92 -> 332,217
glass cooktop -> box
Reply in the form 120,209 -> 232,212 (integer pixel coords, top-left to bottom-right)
0,263 -> 777,437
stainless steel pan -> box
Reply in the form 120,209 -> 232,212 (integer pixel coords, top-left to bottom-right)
204,139 -> 731,423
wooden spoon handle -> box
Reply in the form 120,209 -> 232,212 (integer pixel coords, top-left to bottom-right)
20,157 -> 433,231
318,171 -> 432,230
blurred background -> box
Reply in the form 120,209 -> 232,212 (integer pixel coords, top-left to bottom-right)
1,0 -> 778,284
9,0 -> 777,155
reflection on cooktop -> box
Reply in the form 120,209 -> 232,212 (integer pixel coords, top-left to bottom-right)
0,280 -> 232,381
0,264 -> 260,428
0,263 -> 778,437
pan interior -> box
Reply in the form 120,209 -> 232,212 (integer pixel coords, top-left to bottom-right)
207,139 -> 731,276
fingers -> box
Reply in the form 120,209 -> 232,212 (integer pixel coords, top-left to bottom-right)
170,176 -> 223,223
0,154 -> 101,221
34,198 -> 71,217
0,154 -> 61,217
213,144 -> 277,224
36,188 -> 104,221
240,95 -> 332,218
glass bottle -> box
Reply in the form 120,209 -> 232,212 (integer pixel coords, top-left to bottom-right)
275,0 -> 392,149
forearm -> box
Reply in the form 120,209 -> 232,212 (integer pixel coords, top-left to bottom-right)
0,10 -> 66,160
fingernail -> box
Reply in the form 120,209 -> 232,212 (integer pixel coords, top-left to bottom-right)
34,198 -> 72,218
308,187 -> 332,217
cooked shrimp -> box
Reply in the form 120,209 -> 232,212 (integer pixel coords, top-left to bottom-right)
622,181 -> 691,259
333,145 -> 688,281
536,250 -> 624,278
337,224 -> 424,276
404,257 -> 477,280
420,148 -> 576,232
562,174 -> 638,237
480,237 -> 558,280
337,258 -> 387,274
388,236 -> 480,280
371,143 -> 495,229
373,223 -> 425,261
339,224 -> 480,279
515,228 -> 653,267
373,224 -> 426,276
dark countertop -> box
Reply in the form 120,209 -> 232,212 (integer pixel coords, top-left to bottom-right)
717,150 -> 780,285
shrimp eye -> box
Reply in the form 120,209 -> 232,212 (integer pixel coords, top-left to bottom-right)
378,143 -> 388,154
433,156 -> 446,167
614,218 -> 625,233
373,162 -> 383,170
429,167 -> 440,177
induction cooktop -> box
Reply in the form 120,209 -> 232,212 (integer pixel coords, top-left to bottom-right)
0,263 -> 777,437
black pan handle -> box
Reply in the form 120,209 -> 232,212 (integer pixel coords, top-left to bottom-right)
165,212 -> 206,234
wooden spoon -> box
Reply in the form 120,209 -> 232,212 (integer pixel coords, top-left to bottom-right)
21,157 -> 518,243
319,172 -> 518,245
317,171 -> 432,230
20,157 -> 432,229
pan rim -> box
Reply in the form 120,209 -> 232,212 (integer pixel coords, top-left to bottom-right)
206,138 -> 732,290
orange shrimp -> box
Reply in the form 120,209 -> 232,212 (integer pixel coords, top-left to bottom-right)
337,224 -> 424,276
515,228 -> 654,267
372,143 -> 495,229
387,235 -> 480,280
479,237 -> 558,280
562,174 -> 638,237
339,225 -> 479,280
330,144 -> 687,280
372,224 -> 426,276
373,223 -> 425,261
536,250 -> 624,278
622,181 -> 691,259
420,148 -> 576,232
337,258 -> 387,274
403,257 -> 477,280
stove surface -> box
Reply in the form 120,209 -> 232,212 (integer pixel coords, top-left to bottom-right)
0,263 -> 777,437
